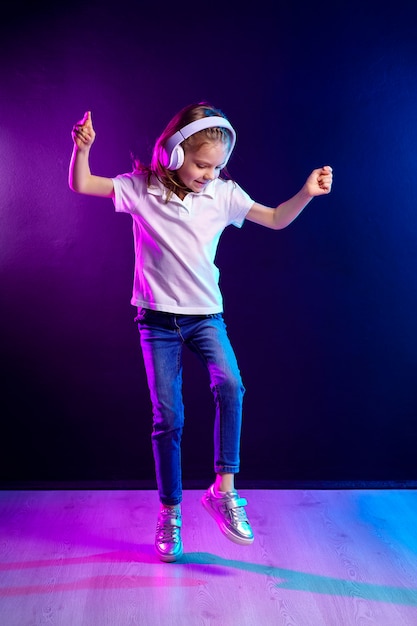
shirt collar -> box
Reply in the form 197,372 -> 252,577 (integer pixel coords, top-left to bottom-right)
147,175 -> 217,201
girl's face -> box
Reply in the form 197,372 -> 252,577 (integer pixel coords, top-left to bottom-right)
177,141 -> 228,195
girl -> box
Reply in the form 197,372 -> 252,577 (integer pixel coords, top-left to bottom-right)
69,102 -> 333,562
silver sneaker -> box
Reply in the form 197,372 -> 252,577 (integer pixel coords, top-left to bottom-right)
155,507 -> 183,562
202,484 -> 254,545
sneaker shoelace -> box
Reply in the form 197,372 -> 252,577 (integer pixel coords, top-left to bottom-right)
230,502 -> 248,524
157,511 -> 182,543
224,493 -> 249,524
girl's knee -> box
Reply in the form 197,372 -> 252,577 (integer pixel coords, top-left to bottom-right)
213,373 -> 245,399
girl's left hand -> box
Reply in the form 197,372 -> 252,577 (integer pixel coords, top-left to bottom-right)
306,165 -> 333,196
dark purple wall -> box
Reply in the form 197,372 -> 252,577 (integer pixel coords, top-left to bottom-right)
1,1 -> 417,484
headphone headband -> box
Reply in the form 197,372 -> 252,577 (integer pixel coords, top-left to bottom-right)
161,116 -> 236,170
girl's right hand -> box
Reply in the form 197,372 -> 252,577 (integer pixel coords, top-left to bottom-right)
72,111 -> 96,150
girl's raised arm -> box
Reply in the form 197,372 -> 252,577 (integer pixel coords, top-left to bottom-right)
69,111 -> 114,198
246,166 -> 333,230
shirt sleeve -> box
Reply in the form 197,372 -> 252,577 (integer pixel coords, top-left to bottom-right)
112,173 -> 145,214
227,181 -> 255,228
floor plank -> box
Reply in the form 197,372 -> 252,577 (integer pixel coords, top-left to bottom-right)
0,489 -> 416,625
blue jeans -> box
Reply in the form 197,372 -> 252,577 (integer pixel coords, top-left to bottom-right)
136,309 -> 245,506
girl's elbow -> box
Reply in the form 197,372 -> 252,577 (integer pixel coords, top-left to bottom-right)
270,220 -> 286,231
68,177 -> 86,194
68,174 -> 79,193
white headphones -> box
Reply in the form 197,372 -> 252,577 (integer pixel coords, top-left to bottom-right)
161,116 -> 236,170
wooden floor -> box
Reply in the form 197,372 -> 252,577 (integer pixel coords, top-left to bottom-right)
0,489 -> 417,625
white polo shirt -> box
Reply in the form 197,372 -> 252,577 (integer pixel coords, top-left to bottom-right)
112,173 -> 254,314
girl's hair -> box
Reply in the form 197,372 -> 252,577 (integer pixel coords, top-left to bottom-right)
133,102 -> 234,200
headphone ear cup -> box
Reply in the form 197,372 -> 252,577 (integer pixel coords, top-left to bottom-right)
168,145 -> 184,170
